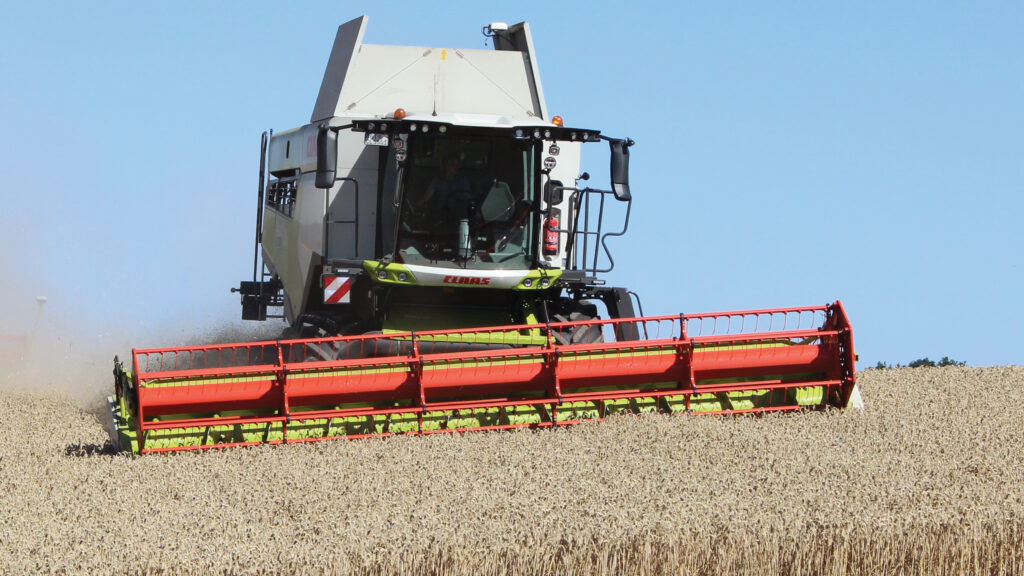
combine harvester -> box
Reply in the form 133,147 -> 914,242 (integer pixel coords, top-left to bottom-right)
110,17 -> 856,454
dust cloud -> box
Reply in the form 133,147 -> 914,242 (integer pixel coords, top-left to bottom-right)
0,220 -> 284,416
0,297 -> 286,416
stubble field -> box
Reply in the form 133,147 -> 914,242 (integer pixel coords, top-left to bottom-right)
1,366 -> 1022,575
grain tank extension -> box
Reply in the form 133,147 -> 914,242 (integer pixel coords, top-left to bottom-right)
109,17 -> 857,454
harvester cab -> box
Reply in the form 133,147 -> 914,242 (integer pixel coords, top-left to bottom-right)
109,17 -> 857,454
236,16 -> 637,340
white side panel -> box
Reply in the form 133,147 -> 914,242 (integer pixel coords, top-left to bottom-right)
327,167 -> 378,260
264,122 -> 381,321
437,49 -> 539,118
311,16 -> 367,123
267,127 -> 306,175
293,171 -> 320,317
295,126 -> 380,262
326,178 -> 357,259
336,45 -> 436,117
546,141 -> 582,193
491,21 -> 547,120
330,45 -> 542,120
540,141 -> 581,267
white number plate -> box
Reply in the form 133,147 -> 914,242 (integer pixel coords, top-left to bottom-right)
364,133 -> 389,147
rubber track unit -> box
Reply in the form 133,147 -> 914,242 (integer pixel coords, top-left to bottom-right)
110,302 -> 855,454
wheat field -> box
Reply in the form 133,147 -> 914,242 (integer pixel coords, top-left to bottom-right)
0,366 -> 1022,575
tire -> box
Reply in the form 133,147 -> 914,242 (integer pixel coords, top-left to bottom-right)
551,309 -> 603,345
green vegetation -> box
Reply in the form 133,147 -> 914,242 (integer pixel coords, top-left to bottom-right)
873,356 -> 966,370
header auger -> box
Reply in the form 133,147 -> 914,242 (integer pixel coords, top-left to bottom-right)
109,17 -> 856,454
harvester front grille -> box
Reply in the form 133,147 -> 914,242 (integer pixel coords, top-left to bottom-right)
111,302 -> 855,454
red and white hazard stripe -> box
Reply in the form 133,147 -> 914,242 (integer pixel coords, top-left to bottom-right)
322,275 -> 352,304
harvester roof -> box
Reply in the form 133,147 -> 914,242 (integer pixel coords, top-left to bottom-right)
312,16 -> 548,124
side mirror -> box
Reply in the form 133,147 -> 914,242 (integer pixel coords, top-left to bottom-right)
315,125 -> 338,189
609,138 -> 633,201
544,180 -> 564,205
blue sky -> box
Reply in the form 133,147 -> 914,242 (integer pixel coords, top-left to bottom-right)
1,2 -> 1021,368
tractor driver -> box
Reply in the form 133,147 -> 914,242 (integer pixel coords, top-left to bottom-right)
418,154 -> 473,221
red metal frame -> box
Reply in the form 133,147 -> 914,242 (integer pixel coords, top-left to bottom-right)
129,302 -> 855,453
